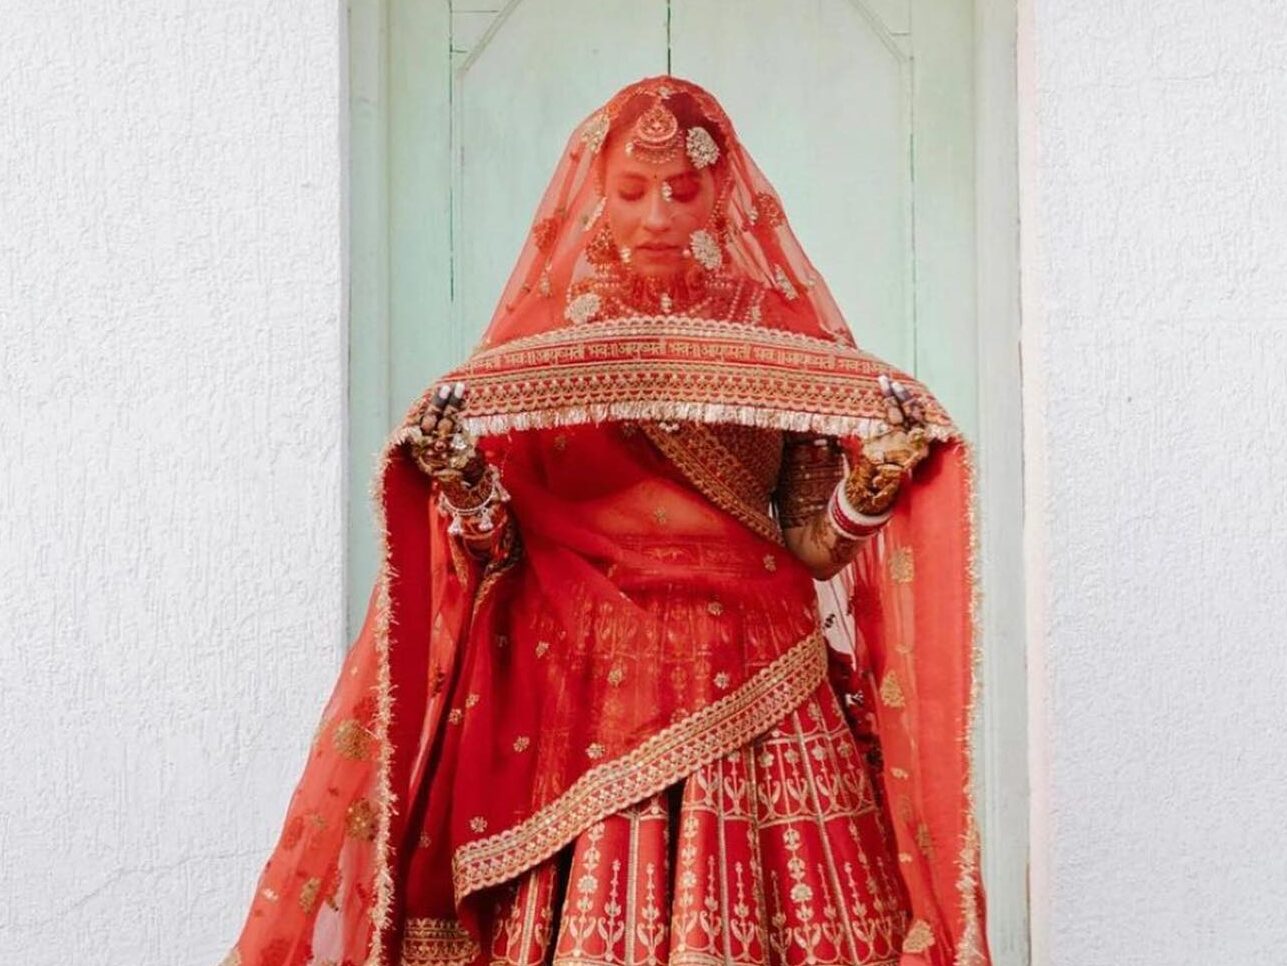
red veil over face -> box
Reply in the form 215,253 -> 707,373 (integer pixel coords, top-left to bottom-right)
223,76 -> 989,966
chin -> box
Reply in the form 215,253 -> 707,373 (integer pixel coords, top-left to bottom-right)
633,262 -> 682,279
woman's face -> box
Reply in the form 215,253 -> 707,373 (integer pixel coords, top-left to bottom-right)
601,134 -> 719,279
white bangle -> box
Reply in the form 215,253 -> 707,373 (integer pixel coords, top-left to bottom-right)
827,484 -> 892,541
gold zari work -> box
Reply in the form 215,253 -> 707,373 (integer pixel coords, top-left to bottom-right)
420,687 -> 910,966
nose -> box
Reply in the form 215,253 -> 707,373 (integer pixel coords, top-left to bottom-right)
641,185 -> 671,234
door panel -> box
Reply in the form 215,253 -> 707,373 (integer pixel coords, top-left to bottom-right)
453,1 -> 668,363
670,0 -> 914,374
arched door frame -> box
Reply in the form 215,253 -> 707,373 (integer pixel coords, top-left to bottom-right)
345,2 -> 1028,960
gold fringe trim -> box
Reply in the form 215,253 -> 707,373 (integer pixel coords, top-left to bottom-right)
363,443 -> 405,966
954,441 -> 989,966
451,630 -> 828,898
459,398 -> 951,444
465,314 -> 890,365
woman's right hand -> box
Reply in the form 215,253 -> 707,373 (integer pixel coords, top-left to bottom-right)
409,382 -> 487,489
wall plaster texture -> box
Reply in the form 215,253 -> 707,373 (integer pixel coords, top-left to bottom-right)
5,2 -> 1287,963
1020,2 -> 1287,962
1,2 -> 345,963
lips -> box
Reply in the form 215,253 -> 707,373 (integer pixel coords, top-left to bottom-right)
637,243 -> 678,252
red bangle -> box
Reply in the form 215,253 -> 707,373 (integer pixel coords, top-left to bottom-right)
827,486 -> 891,541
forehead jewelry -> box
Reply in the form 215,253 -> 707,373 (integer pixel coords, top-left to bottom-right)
625,99 -> 722,171
626,100 -> 683,165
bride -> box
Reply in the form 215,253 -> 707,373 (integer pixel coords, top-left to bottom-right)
222,75 -> 989,966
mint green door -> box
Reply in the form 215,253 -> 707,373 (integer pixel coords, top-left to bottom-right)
350,0 -> 975,619
348,3 -> 1023,958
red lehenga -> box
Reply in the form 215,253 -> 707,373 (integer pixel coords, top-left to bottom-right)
222,77 -> 989,966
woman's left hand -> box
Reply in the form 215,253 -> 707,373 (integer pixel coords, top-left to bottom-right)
863,374 -> 933,473
843,375 -> 934,517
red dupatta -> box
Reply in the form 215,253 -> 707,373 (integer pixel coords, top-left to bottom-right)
222,75 -> 988,966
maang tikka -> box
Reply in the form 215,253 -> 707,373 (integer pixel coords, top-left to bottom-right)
625,99 -> 721,170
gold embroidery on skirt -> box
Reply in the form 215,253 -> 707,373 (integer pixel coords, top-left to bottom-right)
452,631 -> 827,898
400,917 -> 479,966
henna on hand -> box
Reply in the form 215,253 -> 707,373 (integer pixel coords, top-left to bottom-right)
409,382 -> 513,555
845,374 -> 935,516
410,381 -> 487,488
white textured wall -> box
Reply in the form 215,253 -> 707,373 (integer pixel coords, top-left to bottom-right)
1020,2 -> 1287,963
0,3 -> 345,964
6,2 -> 1287,965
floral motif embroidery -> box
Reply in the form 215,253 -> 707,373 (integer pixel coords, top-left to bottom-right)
689,228 -> 723,270
297,876 -> 321,913
879,671 -> 906,709
470,816 -> 489,834
753,191 -> 786,227
714,671 -> 731,690
345,798 -> 378,841
565,291 -> 602,325
531,216 -> 561,252
707,600 -> 724,616
513,735 -> 531,753
773,264 -> 799,301
903,918 -> 936,953
889,547 -> 915,583
686,125 -> 720,168
448,708 -> 464,725
586,742 -> 606,760
535,640 -> 551,658
607,665 -> 626,686
763,554 -> 778,572
581,111 -> 610,154
465,692 -> 481,709
331,718 -> 370,760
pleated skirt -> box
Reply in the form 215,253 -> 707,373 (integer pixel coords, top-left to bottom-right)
401,679 -> 911,966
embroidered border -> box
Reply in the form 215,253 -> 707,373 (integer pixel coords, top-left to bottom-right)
452,630 -> 828,899
431,316 -> 957,441
400,917 -> 479,966
640,422 -> 782,545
